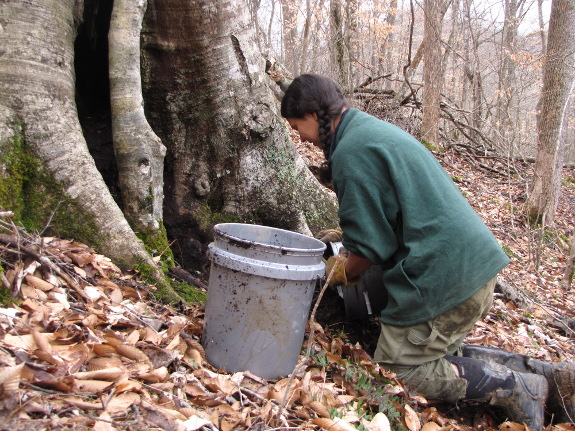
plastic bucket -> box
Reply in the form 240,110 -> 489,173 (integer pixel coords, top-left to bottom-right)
201,223 -> 326,380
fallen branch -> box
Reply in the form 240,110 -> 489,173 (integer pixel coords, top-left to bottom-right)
0,234 -> 90,301
496,279 -> 575,337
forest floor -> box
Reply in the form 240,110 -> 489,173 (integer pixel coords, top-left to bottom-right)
0,124 -> 573,430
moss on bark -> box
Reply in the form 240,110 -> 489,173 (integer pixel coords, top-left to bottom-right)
0,120 -> 105,249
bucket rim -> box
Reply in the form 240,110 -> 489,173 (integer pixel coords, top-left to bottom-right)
213,223 -> 326,254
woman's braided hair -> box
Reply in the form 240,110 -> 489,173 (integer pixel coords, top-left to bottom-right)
281,74 -> 347,184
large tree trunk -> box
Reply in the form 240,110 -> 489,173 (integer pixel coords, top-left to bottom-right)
0,0 -> 156,270
109,0 -> 167,237
496,0 -> 520,153
330,0 -> 348,86
280,0 -> 299,74
141,0 -> 338,271
421,0 -> 444,146
527,0 -> 575,225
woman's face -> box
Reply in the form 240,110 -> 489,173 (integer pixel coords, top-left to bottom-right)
286,113 -> 320,147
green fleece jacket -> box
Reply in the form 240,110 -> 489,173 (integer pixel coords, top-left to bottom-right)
331,109 -> 509,326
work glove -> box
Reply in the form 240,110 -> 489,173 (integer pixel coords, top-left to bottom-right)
325,254 -> 349,287
315,228 -> 343,244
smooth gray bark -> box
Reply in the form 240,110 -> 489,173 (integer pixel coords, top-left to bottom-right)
109,0 -> 166,234
0,0 -> 155,269
141,0 -> 338,270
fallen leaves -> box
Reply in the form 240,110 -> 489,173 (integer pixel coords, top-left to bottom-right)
0,232 -> 420,430
1,156 -> 575,430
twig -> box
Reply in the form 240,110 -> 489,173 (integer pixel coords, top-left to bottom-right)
39,201 -> 62,237
0,234 -> 90,301
86,413 -> 140,427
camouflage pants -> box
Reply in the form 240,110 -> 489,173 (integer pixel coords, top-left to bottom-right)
373,277 -> 496,403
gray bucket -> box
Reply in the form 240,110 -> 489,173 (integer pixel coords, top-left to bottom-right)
201,223 -> 326,380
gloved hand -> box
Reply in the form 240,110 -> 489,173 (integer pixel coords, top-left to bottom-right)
325,254 -> 349,287
315,228 -> 343,244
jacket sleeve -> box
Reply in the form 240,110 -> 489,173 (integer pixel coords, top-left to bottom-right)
335,174 -> 400,265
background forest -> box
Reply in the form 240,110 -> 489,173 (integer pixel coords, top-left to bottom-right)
257,0 -> 574,161
0,0 -> 574,429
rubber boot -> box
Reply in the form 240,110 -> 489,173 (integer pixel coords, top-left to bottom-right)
462,344 -> 575,423
446,355 -> 548,430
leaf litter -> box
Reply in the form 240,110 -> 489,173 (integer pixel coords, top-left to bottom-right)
0,142 -> 574,430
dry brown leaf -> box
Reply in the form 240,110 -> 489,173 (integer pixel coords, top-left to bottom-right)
183,383 -> 209,397
0,362 -> 24,391
114,344 -> 150,362
307,400 -> 331,418
55,343 -> 90,374
184,338 -> 206,359
25,274 -> 55,291
404,404 -> 421,431
300,379 -> 338,406
46,289 -> 71,309
93,411 -> 114,431
221,416 -> 243,431
185,348 -> 204,367
73,367 -> 126,381
181,415 -> 213,430
293,406 -> 312,420
89,356 -> 124,371
21,285 -> 48,301
32,349 -> 63,366
312,417 -> 357,431
84,286 -> 106,301
420,422 -> 441,431
363,412 -> 391,431
92,344 -> 118,356
82,313 -> 102,327
150,404 -> 188,421
140,345 -> 176,369
75,379 -> 113,393
105,391 -> 141,414
115,379 -> 142,393
32,330 -> 52,354
269,377 -> 301,407
326,351 -> 346,365
335,394 -> 356,406
73,266 -> 87,278
342,410 -> 361,423
108,288 -> 123,304
142,327 -> 164,345
167,322 -> 187,338
67,250 -> 95,267
34,375 -> 75,392
498,422 -> 529,431
137,366 -> 169,383
120,332 -> 138,348
204,374 -> 238,395
61,396 -> 104,410
98,279 -> 120,290
3,332 -> 55,350
119,284 -> 140,299
164,333 -> 184,351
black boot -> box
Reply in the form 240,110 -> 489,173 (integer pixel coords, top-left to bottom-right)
463,344 -> 575,423
446,355 -> 548,430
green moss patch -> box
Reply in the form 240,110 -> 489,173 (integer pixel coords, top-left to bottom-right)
0,120 -> 104,249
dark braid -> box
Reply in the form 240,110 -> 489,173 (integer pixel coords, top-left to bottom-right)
281,74 -> 347,186
316,109 -> 334,184
317,109 -> 332,159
